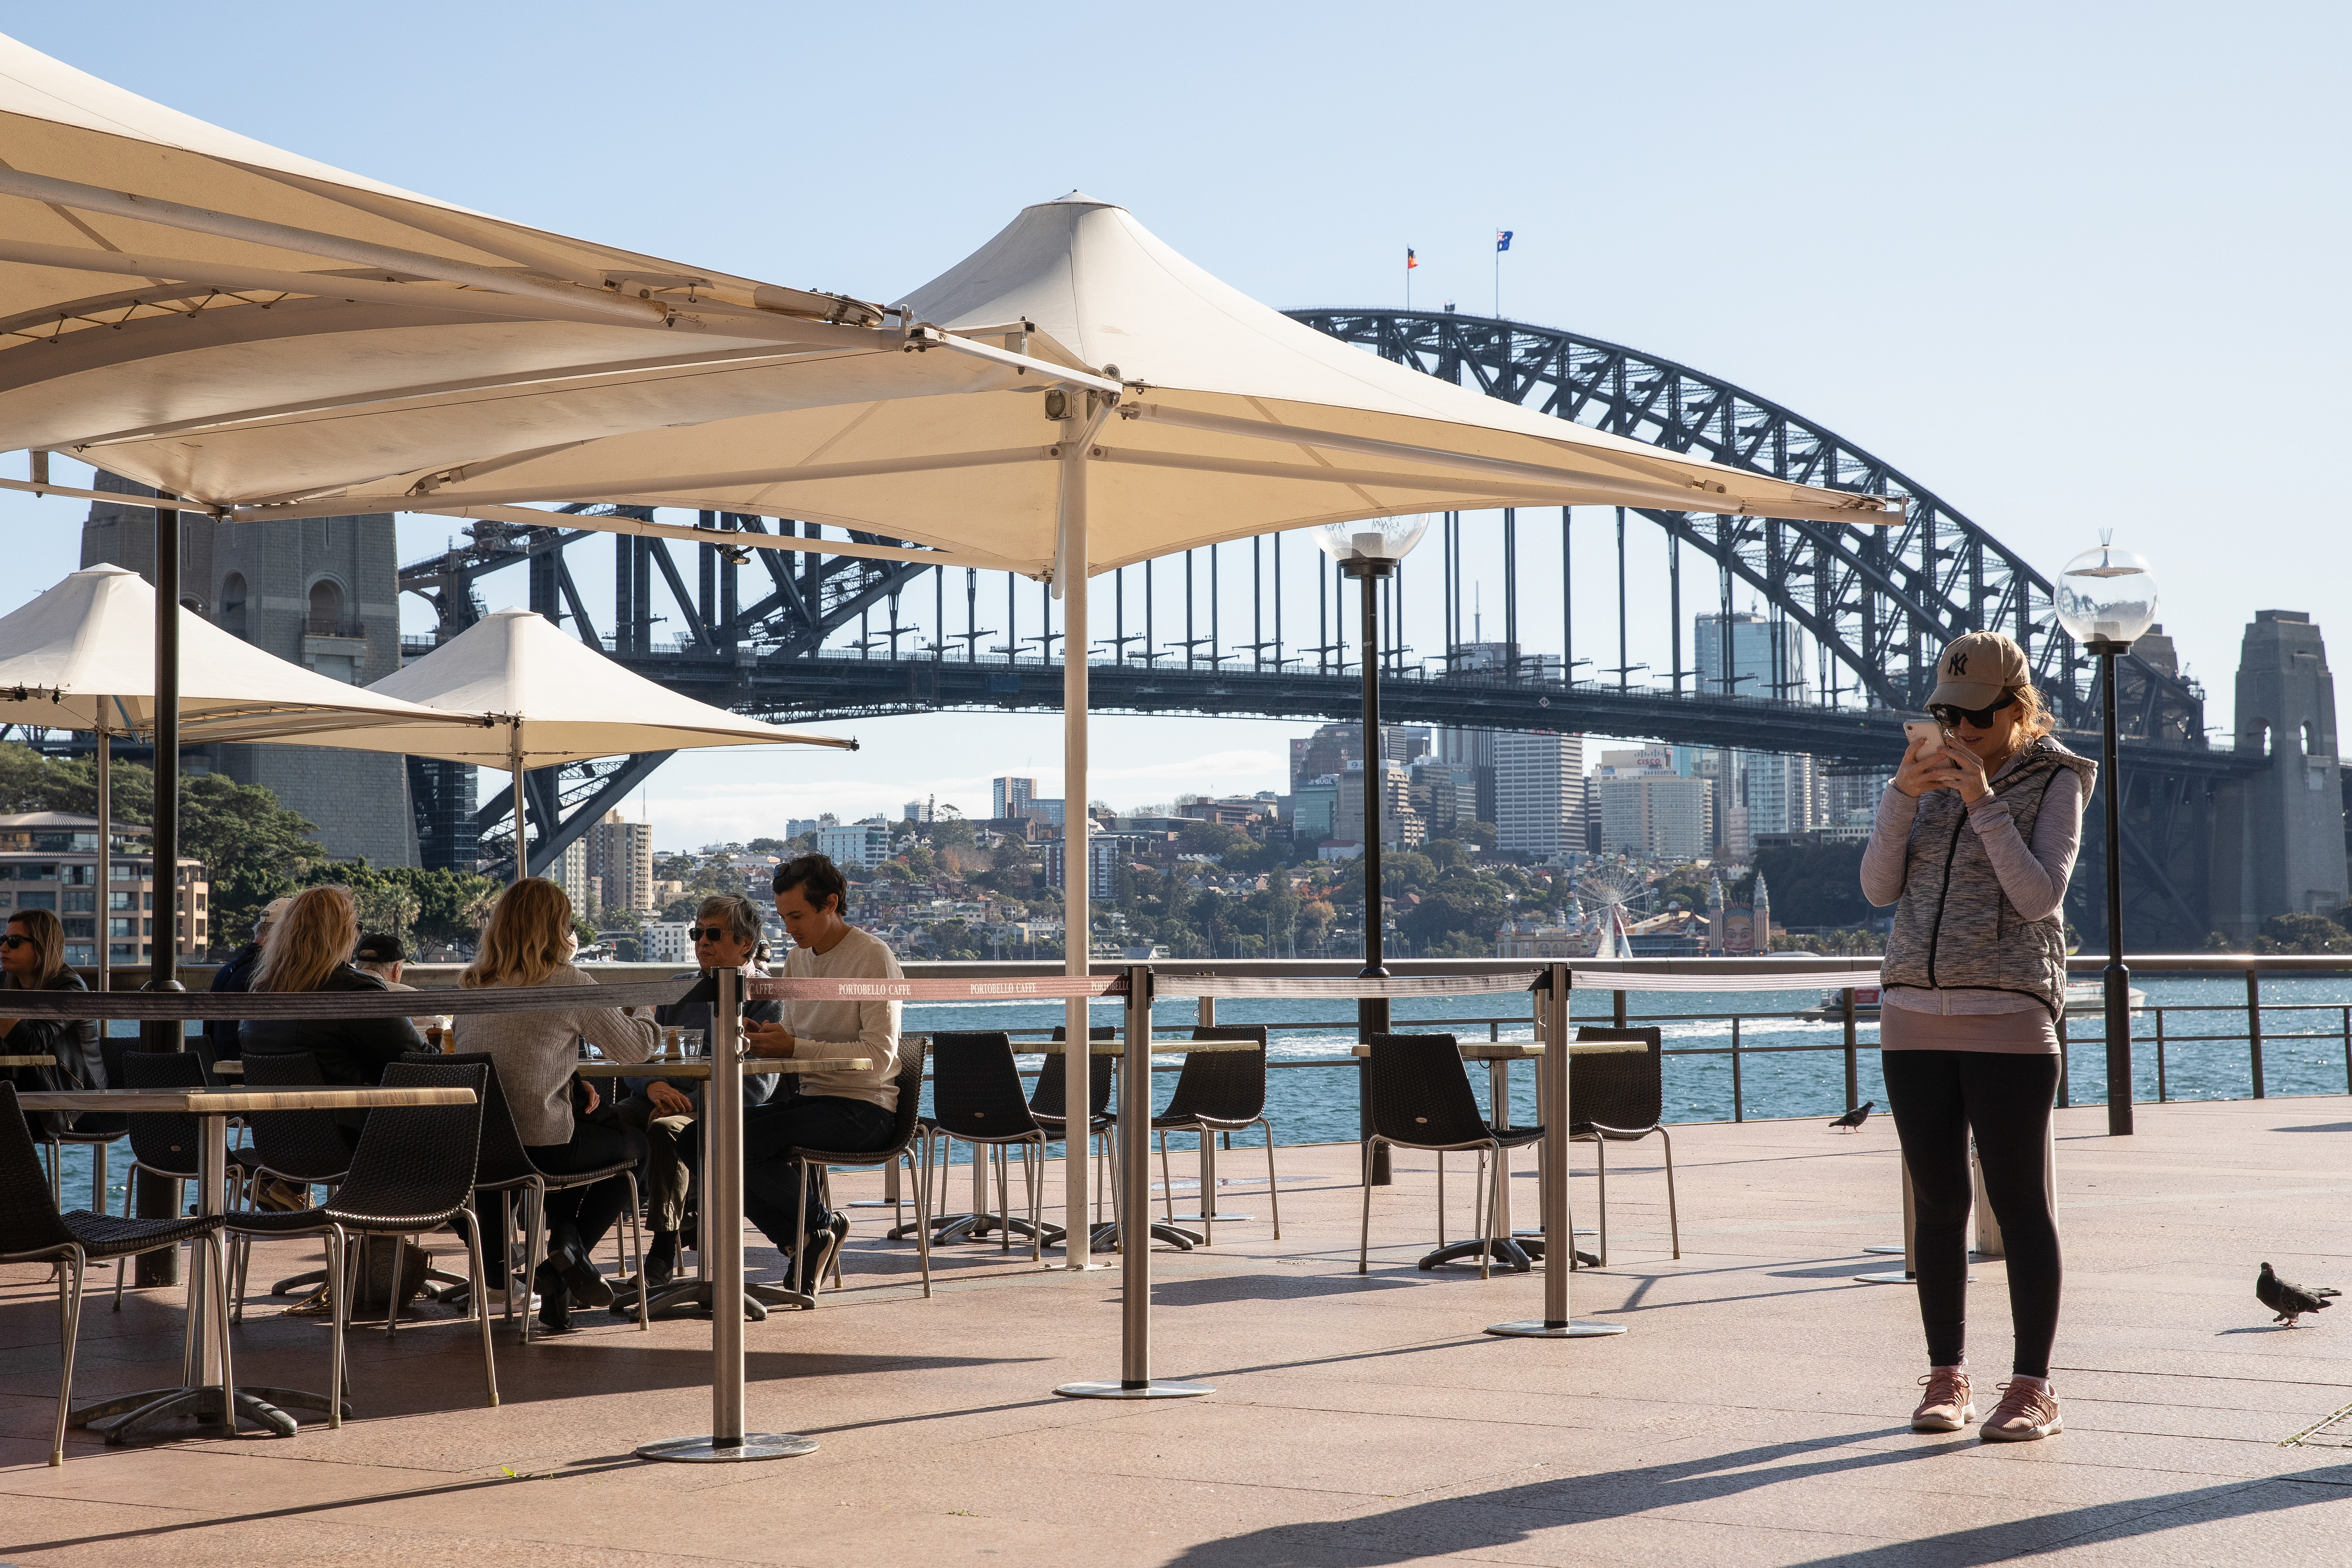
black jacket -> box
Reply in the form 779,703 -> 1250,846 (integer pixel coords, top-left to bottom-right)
206,941 -> 263,1060
2,969 -> 102,1135
239,966 -> 425,1125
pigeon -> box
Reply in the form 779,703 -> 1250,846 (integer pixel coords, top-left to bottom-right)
2257,1262 -> 2340,1327
1829,1101 -> 1875,1132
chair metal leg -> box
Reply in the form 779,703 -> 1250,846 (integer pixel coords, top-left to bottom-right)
112,1169 -> 133,1312
1436,1153 -> 1446,1248
625,1172 -> 649,1328
520,1182 -> 546,1344
1259,1118 -> 1282,1240
51,1248 -> 85,1467
458,1207 -> 498,1408
1477,1143 -> 1494,1282
326,1227 -> 348,1429
994,1144 -> 1011,1254
1595,1138 -> 1609,1267
1659,1127 -> 1680,1260
910,1151 -> 932,1298
1158,1130 -> 1174,1222
1358,1139 -> 1378,1274
385,1235 -> 407,1339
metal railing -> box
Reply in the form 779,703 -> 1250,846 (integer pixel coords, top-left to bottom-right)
89,952 -> 2352,1130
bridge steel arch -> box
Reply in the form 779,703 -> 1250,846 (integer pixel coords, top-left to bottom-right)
396,309 -> 2243,947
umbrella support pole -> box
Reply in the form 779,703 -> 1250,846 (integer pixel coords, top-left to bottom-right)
638,967 -> 818,1463
1057,965 -> 1210,1400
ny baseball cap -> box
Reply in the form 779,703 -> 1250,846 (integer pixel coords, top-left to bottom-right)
1929,631 -> 2029,710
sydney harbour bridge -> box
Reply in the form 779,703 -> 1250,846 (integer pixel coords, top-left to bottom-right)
401,310 -> 2256,948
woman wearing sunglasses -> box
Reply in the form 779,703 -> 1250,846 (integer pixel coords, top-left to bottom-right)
1861,630 -> 2095,1443
0,909 -> 103,1131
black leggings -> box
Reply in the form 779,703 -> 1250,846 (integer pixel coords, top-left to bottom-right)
1881,1050 -> 2062,1379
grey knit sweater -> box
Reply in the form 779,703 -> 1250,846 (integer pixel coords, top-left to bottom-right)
451,965 -> 657,1145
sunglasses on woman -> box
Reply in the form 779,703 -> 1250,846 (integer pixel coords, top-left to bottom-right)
1928,690 -> 2017,730
0,934 -> 30,950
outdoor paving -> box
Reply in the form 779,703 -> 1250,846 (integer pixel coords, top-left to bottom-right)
3,1094 -> 2349,1565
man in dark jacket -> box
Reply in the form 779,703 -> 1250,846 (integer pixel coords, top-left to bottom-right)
205,894 -> 290,1062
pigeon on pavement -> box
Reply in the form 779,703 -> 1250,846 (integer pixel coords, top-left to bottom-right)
1829,1101 -> 1874,1132
2257,1262 -> 2340,1327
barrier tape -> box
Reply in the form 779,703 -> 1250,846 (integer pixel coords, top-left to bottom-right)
747,974 -> 1129,1002
1570,965 -> 1881,993
0,976 -> 699,1020
1154,971 -> 1541,1000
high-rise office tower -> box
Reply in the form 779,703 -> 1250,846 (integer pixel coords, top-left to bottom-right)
1495,732 -> 1585,856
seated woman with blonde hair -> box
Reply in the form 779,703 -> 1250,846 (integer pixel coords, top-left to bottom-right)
240,885 -> 425,1152
457,877 -> 655,1332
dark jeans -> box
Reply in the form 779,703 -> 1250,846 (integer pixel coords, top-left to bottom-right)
1882,1050 -> 2063,1378
472,1120 -> 650,1272
679,1096 -> 895,1255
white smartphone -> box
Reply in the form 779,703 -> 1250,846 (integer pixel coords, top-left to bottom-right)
1903,719 -> 1945,750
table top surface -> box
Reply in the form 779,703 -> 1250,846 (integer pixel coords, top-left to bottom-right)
574,1057 -> 869,1078
0,1054 -> 55,1067
1020,1038 -> 1258,1056
1350,1038 -> 1646,1059
16,1086 -> 478,1113
212,1059 -> 242,1075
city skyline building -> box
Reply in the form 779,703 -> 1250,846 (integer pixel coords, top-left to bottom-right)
586,809 -> 655,913
1495,732 -> 1584,857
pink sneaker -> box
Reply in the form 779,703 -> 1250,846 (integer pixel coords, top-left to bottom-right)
1911,1368 -> 1974,1432
1981,1380 -> 2063,1442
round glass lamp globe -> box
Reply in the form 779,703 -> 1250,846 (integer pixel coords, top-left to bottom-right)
2054,542 -> 2158,649
1314,514 -> 1429,571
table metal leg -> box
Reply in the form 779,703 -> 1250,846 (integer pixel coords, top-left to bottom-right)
1489,965 -> 1625,1339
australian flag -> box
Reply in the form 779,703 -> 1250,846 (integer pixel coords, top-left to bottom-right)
1495,230 -> 1513,252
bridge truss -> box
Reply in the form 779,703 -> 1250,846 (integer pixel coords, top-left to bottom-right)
397,311 -> 2245,944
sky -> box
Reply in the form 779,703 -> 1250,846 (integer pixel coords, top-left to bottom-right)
5,3 -> 2347,851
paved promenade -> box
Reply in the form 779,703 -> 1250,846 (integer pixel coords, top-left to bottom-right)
4,1095 -> 2348,1564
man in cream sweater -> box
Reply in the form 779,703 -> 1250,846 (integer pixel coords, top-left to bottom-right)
733,853 -> 902,1290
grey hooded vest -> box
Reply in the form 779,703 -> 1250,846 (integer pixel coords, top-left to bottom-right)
1879,737 -> 2097,1017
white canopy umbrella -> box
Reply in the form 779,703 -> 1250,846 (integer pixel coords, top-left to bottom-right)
259,193 -> 1902,1276
257,607 -> 853,882
0,32 -> 1044,565
0,565 -> 491,986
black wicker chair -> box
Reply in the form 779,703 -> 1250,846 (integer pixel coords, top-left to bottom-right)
924,1032 -> 1054,1257
0,1081 -> 229,1467
225,1061 -> 498,1418
1152,1024 -> 1279,1243
37,1035 -> 129,1211
1036,1026 -> 1118,1230
1569,1026 -> 1679,1263
1359,1033 -> 1543,1280
790,1039 -> 932,1300
409,1051 -> 647,1340
226,1051 -> 355,1319
112,1050 -> 254,1311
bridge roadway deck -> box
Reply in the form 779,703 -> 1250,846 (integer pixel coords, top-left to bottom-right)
4,1094 -> 2345,1564
598,649 -> 2262,776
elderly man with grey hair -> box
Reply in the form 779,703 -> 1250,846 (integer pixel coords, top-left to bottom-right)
608,892 -> 782,1289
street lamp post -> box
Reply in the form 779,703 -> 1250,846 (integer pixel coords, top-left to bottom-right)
1317,516 -> 1429,1187
2056,538 -> 2159,1137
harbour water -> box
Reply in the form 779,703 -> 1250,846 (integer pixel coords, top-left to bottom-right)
37,974 -> 2352,1211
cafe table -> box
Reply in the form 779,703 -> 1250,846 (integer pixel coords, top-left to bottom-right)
1022,1036 -> 1258,1255
16,1083 -> 476,1445
574,1055 -> 868,1319
1349,1037 -> 1640,1272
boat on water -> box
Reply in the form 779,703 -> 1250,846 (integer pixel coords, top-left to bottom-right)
1799,980 -> 2146,1021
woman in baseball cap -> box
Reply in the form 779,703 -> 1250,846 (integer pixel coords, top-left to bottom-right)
1859,629 -> 2096,1443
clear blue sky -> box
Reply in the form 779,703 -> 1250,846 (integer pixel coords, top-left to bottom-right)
5,4 -> 2345,849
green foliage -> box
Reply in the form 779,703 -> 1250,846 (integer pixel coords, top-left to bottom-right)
2254,911 -> 2352,954
299,862 -> 499,954
1751,841 -> 1873,928
746,836 -> 791,853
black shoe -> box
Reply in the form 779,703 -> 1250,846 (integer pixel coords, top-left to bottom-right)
533,1262 -> 573,1333
548,1225 -> 614,1309
797,1216 -> 849,1295
645,1231 -> 678,1288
